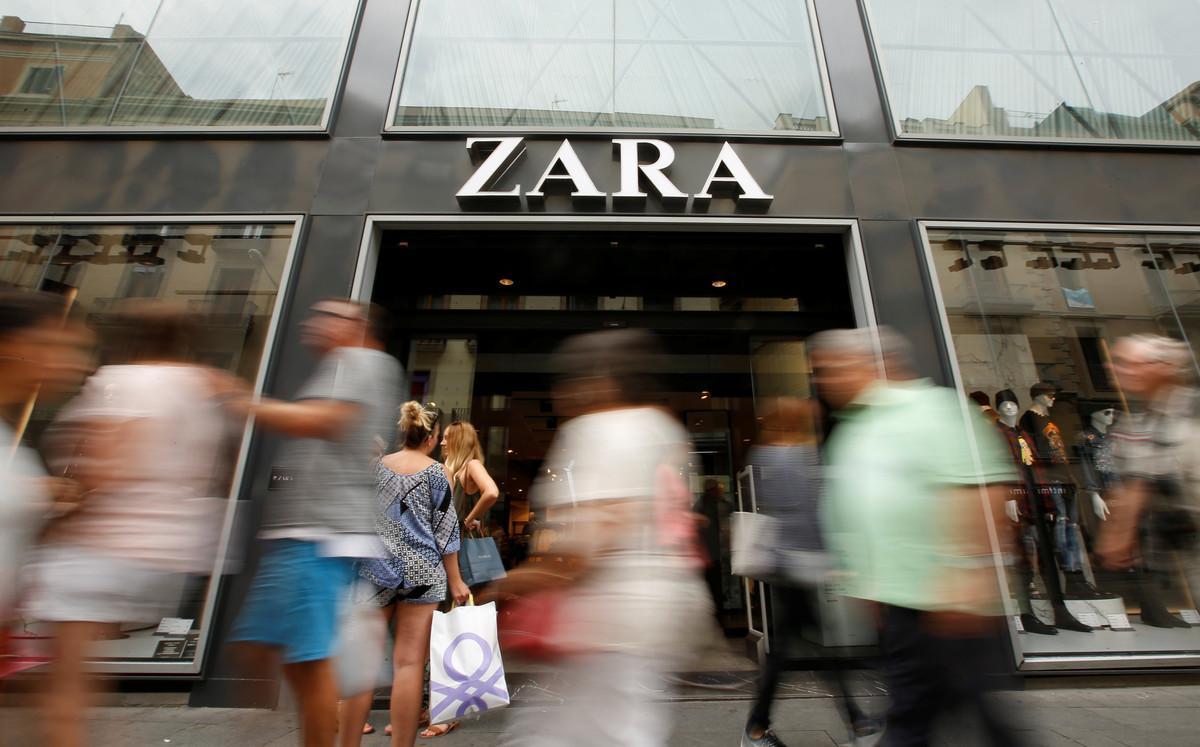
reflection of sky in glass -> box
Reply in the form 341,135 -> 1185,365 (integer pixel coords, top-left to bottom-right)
2,0 -> 358,100
397,0 -> 829,130
868,0 -> 1199,126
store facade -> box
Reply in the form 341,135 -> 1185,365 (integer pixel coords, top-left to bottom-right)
1,0 -> 1198,701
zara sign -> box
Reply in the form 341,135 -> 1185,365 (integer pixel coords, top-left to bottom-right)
456,137 -> 773,210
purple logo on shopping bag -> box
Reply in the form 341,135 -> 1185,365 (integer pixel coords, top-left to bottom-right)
429,632 -> 507,720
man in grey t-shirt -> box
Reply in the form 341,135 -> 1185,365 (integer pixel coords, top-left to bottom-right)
231,299 -> 399,747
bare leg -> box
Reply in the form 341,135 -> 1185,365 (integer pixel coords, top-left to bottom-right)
338,692 -> 374,747
228,641 -> 283,709
283,658 -> 339,747
42,621 -> 106,747
389,604 -> 435,747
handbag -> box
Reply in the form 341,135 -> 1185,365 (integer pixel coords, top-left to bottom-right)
459,531 -> 508,587
496,588 -> 570,662
332,583 -> 391,698
731,510 -> 778,580
429,600 -> 510,723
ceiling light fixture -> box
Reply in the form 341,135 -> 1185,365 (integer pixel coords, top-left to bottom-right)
711,280 -> 727,288
499,278 -> 515,286
700,390 -> 711,400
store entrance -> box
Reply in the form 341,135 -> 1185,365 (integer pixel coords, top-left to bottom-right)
368,226 -> 859,668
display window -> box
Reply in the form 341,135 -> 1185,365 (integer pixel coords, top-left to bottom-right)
0,217 -> 300,673
924,222 -> 1200,669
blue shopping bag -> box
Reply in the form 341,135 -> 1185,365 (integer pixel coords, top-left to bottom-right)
459,536 -> 508,587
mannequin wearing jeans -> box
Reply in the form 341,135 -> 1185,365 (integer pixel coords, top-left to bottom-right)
995,389 -> 1091,634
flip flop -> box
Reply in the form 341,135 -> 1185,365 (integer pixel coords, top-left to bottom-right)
419,721 -> 460,738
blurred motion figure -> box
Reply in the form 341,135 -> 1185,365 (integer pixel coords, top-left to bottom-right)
26,301 -> 237,747
1100,335 -> 1200,627
0,291 -> 86,658
230,299 -> 400,747
493,329 -> 712,747
815,327 -> 1025,747
741,396 -> 875,747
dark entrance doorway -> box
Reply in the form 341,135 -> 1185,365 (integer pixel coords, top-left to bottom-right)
369,226 -> 857,666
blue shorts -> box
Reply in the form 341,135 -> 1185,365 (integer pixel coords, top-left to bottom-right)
230,540 -> 356,664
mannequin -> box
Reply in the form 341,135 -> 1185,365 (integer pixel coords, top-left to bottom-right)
1018,383 -> 1100,599
1077,408 -> 1116,521
994,389 -> 1092,634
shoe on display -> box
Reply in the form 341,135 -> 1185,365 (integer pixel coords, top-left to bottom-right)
1140,609 -> 1191,629
741,728 -> 789,747
1051,608 -> 1093,633
1062,572 -> 1120,600
1020,612 -> 1058,635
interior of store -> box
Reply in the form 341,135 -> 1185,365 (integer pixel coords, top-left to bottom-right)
369,226 -> 862,669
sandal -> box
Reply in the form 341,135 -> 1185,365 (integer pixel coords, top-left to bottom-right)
419,721 -> 460,738
362,724 -> 375,735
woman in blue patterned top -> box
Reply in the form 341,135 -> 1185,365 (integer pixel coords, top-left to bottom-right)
339,401 -> 467,747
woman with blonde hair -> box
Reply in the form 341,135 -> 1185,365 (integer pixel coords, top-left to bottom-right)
441,421 -> 501,535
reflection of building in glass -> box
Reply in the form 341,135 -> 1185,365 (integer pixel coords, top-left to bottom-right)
900,83 -> 1200,141
0,15 -> 325,127
396,106 -> 830,132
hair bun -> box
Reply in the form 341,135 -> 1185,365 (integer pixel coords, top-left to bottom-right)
399,400 -> 425,431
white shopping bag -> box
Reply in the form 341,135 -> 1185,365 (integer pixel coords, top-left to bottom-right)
428,601 -> 510,724
730,510 -> 779,580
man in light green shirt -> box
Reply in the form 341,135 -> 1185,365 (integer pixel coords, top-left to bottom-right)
812,328 -> 1025,747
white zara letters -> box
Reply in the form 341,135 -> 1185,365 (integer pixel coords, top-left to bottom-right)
456,137 -> 773,209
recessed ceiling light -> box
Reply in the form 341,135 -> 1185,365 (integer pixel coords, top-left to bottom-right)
711,280 -> 727,288
499,278 -> 515,286
700,390 -> 711,400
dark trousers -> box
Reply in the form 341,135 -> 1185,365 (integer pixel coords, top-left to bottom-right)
878,605 -> 1024,747
747,585 -> 863,733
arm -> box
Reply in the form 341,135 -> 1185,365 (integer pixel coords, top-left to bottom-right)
443,552 -> 470,605
435,474 -> 469,603
246,398 -> 361,440
928,483 -> 1010,636
462,459 -> 500,531
1096,480 -> 1149,570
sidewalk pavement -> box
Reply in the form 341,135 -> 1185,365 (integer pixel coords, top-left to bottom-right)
1,682 -> 1197,746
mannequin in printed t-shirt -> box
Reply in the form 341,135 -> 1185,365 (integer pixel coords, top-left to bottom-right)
1019,383 -> 1111,600
994,389 -> 1092,634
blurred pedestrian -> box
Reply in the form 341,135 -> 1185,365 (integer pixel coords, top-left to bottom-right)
0,291 -> 87,661
26,301 -> 237,747
339,402 -> 468,747
230,299 -> 400,747
815,328 -> 1025,747
1099,335 -> 1199,627
741,397 -> 876,747
491,329 -> 712,747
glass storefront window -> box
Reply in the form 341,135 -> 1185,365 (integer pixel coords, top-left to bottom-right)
390,0 -> 836,133
0,1 -> 359,130
926,224 -> 1200,667
0,218 -> 296,669
864,1 -> 1200,144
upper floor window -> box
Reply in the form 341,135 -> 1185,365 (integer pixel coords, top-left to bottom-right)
863,0 -> 1200,144
388,0 -> 837,135
0,1 -> 359,131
